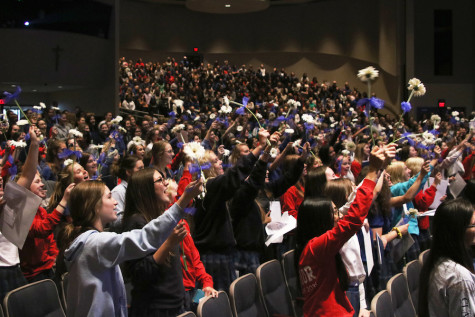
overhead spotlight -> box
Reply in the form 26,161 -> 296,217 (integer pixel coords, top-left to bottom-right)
58,86 -> 63,89
225,4 -> 231,7
24,21 -> 30,26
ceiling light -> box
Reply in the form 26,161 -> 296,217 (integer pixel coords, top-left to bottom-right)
24,21 -> 30,26
225,4 -> 231,7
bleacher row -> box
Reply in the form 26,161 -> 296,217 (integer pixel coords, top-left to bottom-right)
0,249 -> 429,317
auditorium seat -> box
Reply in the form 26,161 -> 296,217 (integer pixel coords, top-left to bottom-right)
229,273 -> 267,317
3,279 -> 65,317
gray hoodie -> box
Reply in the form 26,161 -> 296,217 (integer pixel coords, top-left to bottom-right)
64,203 -> 184,317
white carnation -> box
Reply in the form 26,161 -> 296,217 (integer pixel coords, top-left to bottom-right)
236,126 -> 243,132
171,124 -> 185,134
183,142 -> 205,160
16,119 -> 29,126
33,106 -> 42,110
221,105 -> 232,114
285,129 -> 294,134
111,116 -> 123,125
223,96 -> 230,106
51,106 -> 60,111
210,113 -> 216,120
223,149 -> 230,156
39,102 -> 46,108
407,78 -> 426,97
64,159 -> 74,167
68,129 -> 83,138
452,111 -> 459,117
431,115 -> 441,123
301,114 -> 314,124
11,140 -> 27,148
269,148 -> 279,159
357,66 -> 379,82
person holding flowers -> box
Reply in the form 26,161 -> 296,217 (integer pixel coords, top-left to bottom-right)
192,128 -> 270,291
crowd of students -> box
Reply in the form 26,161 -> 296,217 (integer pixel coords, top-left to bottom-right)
0,57 -> 474,317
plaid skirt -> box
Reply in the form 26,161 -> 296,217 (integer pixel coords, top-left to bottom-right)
233,250 -> 261,276
0,265 -> 27,302
201,252 -> 237,292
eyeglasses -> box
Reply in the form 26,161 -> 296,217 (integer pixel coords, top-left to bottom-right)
467,224 -> 475,228
334,207 -> 343,220
154,177 -> 164,184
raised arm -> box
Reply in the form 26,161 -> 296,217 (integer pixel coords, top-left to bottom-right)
307,146 -> 386,256
17,126 -> 39,189
390,161 -> 430,207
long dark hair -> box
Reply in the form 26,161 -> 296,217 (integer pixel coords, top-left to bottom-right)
419,198 -> 474,317
295,198 -> 349,292
123,168 -> 166,226
304,166 -> 328,199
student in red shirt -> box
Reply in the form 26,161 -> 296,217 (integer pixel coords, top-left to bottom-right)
295,145 -> 394,317
15,126 -> 75,282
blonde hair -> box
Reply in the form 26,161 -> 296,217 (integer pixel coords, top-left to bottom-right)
405,157 -> 424,176
386,161 -> 407,185
199,150 -> 220,179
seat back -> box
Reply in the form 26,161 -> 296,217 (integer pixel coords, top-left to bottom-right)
370,290 -> 394,317
418,249 -> 429,266
256,260 -> 295,317
403,260 -> 421,314
281,250 -> 302,317
386,273 -> 416,317
197,291 -> 233,317
60,273 -> 69,310
177,312 -> 197,317
3,279 -> 65,317
229,273 -> 267,317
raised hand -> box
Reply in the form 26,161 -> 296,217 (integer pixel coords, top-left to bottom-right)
168,222 -> 188,246
369,146 -> 385,171
258,128 -> 270,146
420,161 -> 430,177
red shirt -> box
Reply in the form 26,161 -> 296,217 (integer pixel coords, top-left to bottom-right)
299,179 -> 375,317
280,185 -> 304,219
415,185 -> 436,230
19,207 -> 62,279
351,160 -> 362,180
175,169 -> 214,290
462,153 -> 474,181
180,221 -> 214,291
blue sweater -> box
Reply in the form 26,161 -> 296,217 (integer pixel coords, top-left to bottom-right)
390,168 -> 431,235
64,203 -> 184,317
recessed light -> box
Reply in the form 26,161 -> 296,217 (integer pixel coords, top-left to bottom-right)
24,21 -> 30,26
58,86 -> 63,88
225,4 -> 231,7
32,89 -> 37,92
11,84 -> 16,87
